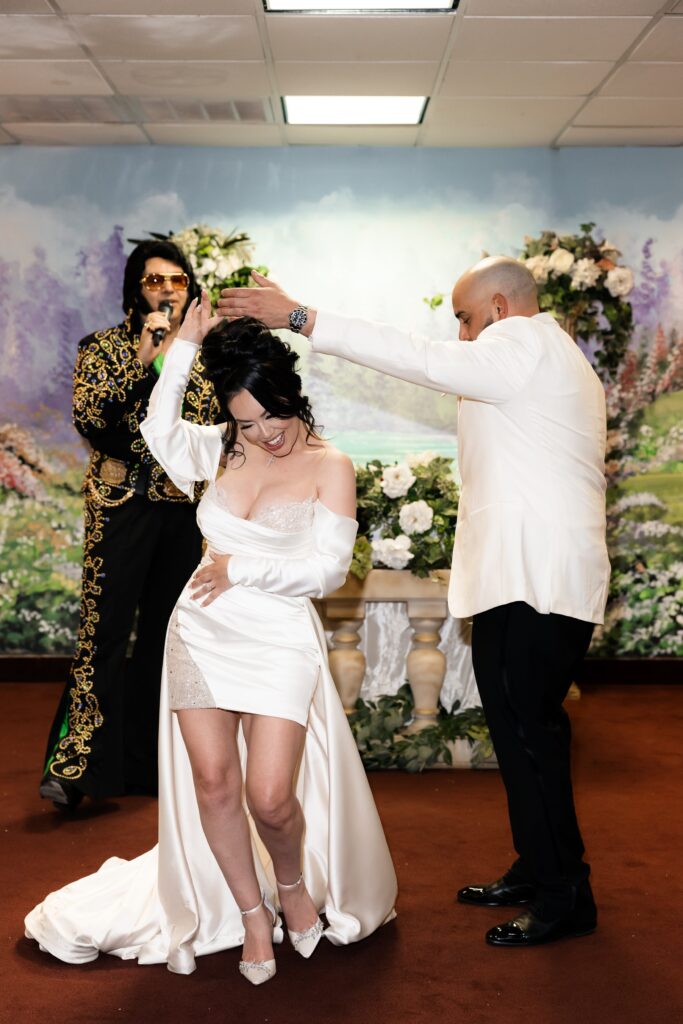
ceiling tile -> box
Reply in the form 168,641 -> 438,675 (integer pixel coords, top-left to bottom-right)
440,60 -> 613,97
60,1 -> 253,11
557,125 -> 683,145
101,60 -> 270,98
630,15 -> 683,60
267,15 -> 452,62
0,1 -> 52,10
145,122 -> 282,145
2,123 -> 148,144
575,96 -> 683,127
0,14 -> 84,59
70,15 -> 262,61
420,95 -> 581,146
275,61 -> 439,95
0,60 -> 112,96
451,16 -> 651,62
601,62 -> 683,97
467,0 -> 663,13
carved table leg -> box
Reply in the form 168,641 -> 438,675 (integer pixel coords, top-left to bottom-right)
403,614 -> 447,735
328,618 -> 366,714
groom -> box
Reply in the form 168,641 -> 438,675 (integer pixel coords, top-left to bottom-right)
217,257 -> 610,948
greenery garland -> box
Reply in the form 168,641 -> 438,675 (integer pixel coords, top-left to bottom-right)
348,684 -> 493,772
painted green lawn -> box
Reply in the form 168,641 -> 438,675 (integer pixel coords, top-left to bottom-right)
642,389 -> 683,433
616,390 -> 683,525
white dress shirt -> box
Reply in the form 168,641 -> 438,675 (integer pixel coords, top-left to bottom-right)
310,311 -> 610,624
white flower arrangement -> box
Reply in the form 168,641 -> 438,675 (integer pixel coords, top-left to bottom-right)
518,223 -> 635,379
168,224 -> 267,305
352,454 -> 459,579
406,450 -> 441,468
605,266 -> 635,298
380,463 -> 416,499
399,499 -> 434,535
570,257 -> 602,291
524,254 -> 550,284
371,534 -> 414,570
547,247 -> 575,275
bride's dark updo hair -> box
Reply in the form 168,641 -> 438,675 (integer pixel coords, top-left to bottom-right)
201,316 -> 320,460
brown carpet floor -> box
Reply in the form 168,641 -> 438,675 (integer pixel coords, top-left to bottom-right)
1,682 -> 681,1024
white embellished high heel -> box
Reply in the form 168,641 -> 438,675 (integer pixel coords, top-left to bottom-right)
276,874 -> 324,959
238,892 -> 279,986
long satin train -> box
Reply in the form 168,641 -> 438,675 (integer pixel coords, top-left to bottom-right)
25,604 -> 397,974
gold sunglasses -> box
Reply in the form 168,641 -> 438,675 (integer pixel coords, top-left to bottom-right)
140,272 -> 190,291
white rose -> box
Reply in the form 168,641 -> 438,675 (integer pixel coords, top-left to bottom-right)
371,535 -> 414,570
198,257 -> 217,275
605,266 -> 634,298
570,258 -> 601,291
547,248 -> 575,276
405,450 -> 440,468
381,463 -> 416,499
524,254 -> 550,284
399,499 -> 434,535
215,256 -> 234,280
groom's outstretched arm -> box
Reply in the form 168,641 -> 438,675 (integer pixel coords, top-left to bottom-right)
217,273 -> 541,404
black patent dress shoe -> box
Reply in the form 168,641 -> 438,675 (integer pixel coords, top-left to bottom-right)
457,875 -> 536,907
485,908 -> 597,947
39,775 -> 84,811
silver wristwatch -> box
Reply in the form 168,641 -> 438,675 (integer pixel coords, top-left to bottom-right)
288,305 -> 308,334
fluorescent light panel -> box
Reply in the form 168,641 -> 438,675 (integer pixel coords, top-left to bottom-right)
266,1 -> 455,10
284,95 -> 427,125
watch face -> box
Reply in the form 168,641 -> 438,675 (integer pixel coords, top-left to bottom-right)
289,306 -> 308,333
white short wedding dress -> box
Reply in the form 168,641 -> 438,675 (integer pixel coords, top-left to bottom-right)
25,339 -> 397,975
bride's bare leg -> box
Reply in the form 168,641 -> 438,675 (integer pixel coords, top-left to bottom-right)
242,714 -> 319,933
176,708 -> 274,963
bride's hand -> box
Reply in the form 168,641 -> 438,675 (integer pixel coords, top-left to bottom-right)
190,551 -> 232,606
178,290 -> 222,347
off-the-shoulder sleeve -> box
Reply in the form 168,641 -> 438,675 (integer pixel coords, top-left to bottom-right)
140,339 -> 224,499
310,311 -> 542,404
227,503 -> 358,599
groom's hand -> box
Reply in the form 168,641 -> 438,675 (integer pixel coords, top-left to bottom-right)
216,271 -> 316,336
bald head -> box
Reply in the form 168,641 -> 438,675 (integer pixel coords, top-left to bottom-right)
452,256 -> 540,341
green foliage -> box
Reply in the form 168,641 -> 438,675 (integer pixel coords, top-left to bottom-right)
0,469 -> 84,653
348,684 -> 493,772
422,293 -> 445,310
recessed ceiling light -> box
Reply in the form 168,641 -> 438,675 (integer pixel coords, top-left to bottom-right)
266,1 -> 456,10
283,95 -> 428,125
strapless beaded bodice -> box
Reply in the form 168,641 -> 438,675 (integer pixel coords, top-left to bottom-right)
196,482 -> 318,559
206,482 -> 315,533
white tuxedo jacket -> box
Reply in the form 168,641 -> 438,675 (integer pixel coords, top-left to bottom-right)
311,311 -> 610,624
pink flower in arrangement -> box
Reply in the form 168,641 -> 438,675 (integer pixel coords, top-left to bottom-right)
0,423 -> 50,500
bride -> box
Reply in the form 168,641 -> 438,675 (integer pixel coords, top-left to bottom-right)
25,293 -> 397,983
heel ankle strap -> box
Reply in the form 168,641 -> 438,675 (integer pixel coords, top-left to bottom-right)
276,873 -> 303,891
240,892 -> 265,917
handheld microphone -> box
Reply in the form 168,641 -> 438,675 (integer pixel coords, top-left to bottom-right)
152,301 -> 172,347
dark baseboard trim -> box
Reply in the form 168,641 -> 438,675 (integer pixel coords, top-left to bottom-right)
0,655 -> 680,684
575,657 -> 681,685
0,656 -> 72,682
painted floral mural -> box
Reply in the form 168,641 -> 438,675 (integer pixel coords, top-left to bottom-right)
0,146 -> 681,657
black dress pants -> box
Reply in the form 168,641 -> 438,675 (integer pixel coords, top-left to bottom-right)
471,601 -> 595,919
43,492 -> 202,800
